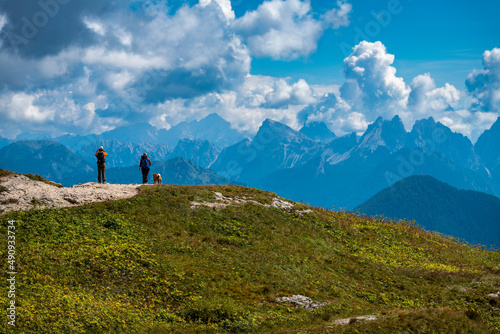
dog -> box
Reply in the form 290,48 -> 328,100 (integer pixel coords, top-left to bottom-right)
153,173 -> 162,185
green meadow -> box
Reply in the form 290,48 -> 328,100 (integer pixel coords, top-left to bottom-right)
1,182 -> 499,333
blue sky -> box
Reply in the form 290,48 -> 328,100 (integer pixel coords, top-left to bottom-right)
251,0 -> 500,88
0,0 -> 499,141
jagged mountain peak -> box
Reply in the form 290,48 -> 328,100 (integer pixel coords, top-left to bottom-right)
358,115 -> 408,152
170,138 -> 221,169
299,121 -> 336,142
475,116 -> 500,170
198,113 -> 229,125
411,117 -> 472,147
257,119 -> 311,143
476,116 -> 500,142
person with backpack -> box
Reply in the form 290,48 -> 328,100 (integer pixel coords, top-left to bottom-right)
139,153 -> 151,184
94,146 -> 108,184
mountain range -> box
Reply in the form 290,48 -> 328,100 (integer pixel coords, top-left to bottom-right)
0,140 -> 94,185
2,113 -> 500,214
222,115 -> 498,210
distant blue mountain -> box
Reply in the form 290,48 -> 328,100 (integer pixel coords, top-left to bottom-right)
211,119 -> 321,183
475,116 -> 500,194
299,122 -> 336,142
355,175 -> 500,248
4,114 -> 500,216
75,139 -> 172,169
168,138 -> 220,169
357,115 -> 408,153
410,117 -> 484,172
0,136 -> 11,150
0,140 -> 93,186
157,113 -> 246,148
66,157 -> 236,186
255,116 -> 495,209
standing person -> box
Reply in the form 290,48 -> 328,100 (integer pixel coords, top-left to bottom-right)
139,153 -> 151,184
94,146 -> 108,184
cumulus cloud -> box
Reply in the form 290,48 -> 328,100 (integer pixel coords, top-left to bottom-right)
0,12 -> 6,32
264,78 -> 316,107
0,0 -> 112,57
437,109 -> 499,142
466,48 -> 500,112
323,0 -> 352,29
297,93 -> 359,136
297,41 -> 497,141
340,41 -> 410,117
232,0 -> 351,60
149,74 -> 318,134
0,0 -> 254,137
0,91 -> 52,123
408,73 -> 461,118
0,0 -> 496,144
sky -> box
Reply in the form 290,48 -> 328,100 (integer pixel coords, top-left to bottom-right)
0,0 -> 499,142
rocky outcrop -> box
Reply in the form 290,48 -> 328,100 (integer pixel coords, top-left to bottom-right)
0,174 -> 139,213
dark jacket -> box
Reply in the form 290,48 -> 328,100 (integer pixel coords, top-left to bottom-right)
139,156 -> 151,168
95,149 -> 108,164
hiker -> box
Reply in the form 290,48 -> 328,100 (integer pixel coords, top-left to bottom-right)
139,153 -> 151,184
94,146 -> 108,184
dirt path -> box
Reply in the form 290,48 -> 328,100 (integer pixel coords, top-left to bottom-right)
0,174 -> 141,213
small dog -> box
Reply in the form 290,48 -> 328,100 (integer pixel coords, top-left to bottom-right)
153,173 -> 162,185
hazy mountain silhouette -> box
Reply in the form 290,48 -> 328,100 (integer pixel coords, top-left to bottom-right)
355,175 -> 500,248
299,122 -> 336,142
0,140 -> 93,186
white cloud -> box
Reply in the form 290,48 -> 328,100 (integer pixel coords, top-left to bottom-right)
232,0 -> 350,60
105,71 -> 134,91
83,48 -> 169,71
38,48 -> 82,78
114,28 -> 132,46
0,92 -> 53,123
0,13 -> 6,33
149,74 -> 319,134
232,0 -> 322,59
83,17 -> 106,36
466,48 -> 500,112
409,73 -> 460,115
0,1 -> 496,144
264,78 -> 316,107
341,41 -> 410,118
437,110 -> 499,142
298,42 -> 489,139
199,0 -> 235,22
323,1 -> 352,29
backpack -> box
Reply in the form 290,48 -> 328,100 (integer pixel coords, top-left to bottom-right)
141,157 -> 149,169
97,151 -> 105,164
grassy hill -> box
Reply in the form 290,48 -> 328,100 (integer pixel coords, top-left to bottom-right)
355,175 -> 500,248
1,183 -> 500,333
